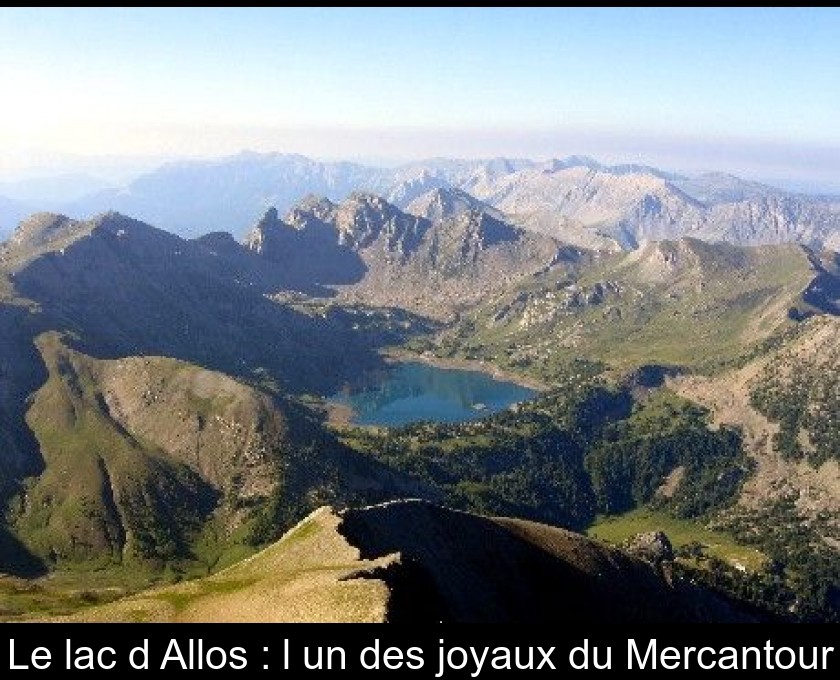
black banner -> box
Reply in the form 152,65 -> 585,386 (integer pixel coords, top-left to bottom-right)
1,625 -> 837,674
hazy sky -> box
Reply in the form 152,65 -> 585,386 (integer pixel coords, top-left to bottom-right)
1,8 -> 838,189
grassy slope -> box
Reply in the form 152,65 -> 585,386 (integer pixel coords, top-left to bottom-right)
437,239 -> 818,376
588,507 -> 765,571
7,332 -> 341,576
50,507 -> 392,623
14,333 -> 251,570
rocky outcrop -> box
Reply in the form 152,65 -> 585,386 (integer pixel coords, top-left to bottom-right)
623,531 -> 675,566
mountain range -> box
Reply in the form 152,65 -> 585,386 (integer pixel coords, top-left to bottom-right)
1,153 -> 838,252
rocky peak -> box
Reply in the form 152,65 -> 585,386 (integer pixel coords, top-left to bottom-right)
333,193 -> 429,252
406,186 -> 494,222
674,172 -> 777,205
339,191 -> 390,215
257,206 -> 280,228
481,157 -> 522,176
4,211 -> 145,260
88,211 -> 154,237
10,212 -> 77,249
445,209 -> 521,248
385,170 -> 449,207
627,239 -> 705,283
243,207 -> 297,254
542,155 -> 603,174
289,194 -> 336,221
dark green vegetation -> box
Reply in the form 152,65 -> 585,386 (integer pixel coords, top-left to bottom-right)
585,393 -> 751,518
587,506 -> 838,621
716,498 -> 840,622
336,380 -> 837,620
338,384 -> 750,532
749,331 -> 839,465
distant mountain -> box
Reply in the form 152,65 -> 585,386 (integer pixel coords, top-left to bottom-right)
404,186 -> 499,222
62,501 -> 762,622
68,152 -> 389,238
674,172 -> 781,205
388,155 -> 682,199
435,163 -> 840,251
48,151 -> 838,252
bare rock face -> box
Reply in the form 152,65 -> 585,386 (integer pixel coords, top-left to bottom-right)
623,530 -> 675,566
241,194 -> 562,319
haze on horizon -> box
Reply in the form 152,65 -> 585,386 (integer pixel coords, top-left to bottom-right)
1,8 -> 839,193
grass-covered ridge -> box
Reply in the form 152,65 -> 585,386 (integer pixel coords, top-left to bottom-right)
46,507 -> 393,623
429,239 -> 823,377
42,501 -> 766,623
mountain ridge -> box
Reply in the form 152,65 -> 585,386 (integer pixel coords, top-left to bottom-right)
56,500 -> 764,623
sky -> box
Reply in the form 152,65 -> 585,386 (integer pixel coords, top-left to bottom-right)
0,8 -> 838,190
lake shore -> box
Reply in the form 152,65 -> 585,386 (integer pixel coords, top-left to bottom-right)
322,350 -> 549,428
380,348 -> 551,392
322,400 -> 356,426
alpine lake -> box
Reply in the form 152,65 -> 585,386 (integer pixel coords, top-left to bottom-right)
328,360 -> 538,427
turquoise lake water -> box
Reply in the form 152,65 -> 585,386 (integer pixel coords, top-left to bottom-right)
328,361 -> 537,427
